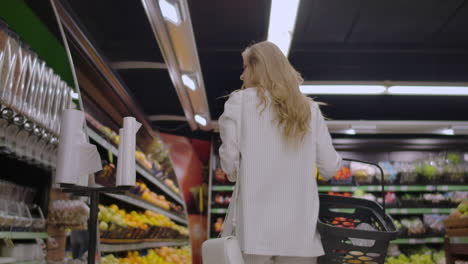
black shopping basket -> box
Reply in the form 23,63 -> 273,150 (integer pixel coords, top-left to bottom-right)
318,159 -> 399,264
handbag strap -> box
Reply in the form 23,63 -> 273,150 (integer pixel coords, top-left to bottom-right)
221,90 -> 243,237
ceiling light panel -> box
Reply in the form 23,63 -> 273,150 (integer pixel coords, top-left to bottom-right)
388,86 -> 468,96
300,85 -> 387,95
267,0 -> 301,56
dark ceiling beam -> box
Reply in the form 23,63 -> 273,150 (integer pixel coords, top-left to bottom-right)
111,61 -> 167,70
343,0 -> 362,43
197,46 -> 468,55
431,0 -> 468,40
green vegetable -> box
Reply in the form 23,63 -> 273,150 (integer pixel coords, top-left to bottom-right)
447,153 -> 461,165
422,164 -> 438,179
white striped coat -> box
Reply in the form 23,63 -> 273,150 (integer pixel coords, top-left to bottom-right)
219,88 -> 342,257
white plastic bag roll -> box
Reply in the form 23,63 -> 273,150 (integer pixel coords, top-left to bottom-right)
116,117 -> 141,187
56,109 -> 102,186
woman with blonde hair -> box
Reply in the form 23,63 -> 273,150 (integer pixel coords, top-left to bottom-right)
218,41 -> 342,264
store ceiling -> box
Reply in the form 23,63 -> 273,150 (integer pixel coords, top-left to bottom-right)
190,0 -> 468,121
28,0 -> 468,136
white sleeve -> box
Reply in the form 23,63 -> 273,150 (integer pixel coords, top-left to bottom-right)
314,104 -> 342,180
219,91 -> 242,182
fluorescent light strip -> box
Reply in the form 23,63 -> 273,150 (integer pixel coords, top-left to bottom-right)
159,0 -> 181,25
194,114 -> 207,126
182,74 -> 196,91
267,0 -> 301,56
300,85 -> 386,95
439,128 -> 455,136
388,86 -> 468,96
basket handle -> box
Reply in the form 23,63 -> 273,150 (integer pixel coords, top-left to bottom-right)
342,158 -> 386,211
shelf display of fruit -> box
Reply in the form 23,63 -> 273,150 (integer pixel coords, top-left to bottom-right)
87,116 -> 181,193
351,161 -> 377,184
102,246 -> 192,264
448,200 -> 468,219
129,182 -> 183,213
164,178 -> 180,195
320,152 -> 468,186
214,168 -> 228,184
330,166 -> 353,185
386,246 -> 445,264
98,204 -> 188,240
213,193 -> 232,206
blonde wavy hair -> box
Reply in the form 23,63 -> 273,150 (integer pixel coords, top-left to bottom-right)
241,41 -> 312,142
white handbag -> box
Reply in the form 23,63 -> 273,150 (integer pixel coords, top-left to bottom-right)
202,183 -> 244,264
202,92 -> 244,264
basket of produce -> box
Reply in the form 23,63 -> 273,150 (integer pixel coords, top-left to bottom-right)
350,161 -> 377,184
442,152 -> 466,184
423,193 -> 449,208
377,161 -> 398,184
415,158 -> 443,184
400,194 -> 423,208
423,214 -> 448,236
396,162 -> 419,184
445,200 -> 468,237
318,159 -> 398,264
400,217 -> 426,237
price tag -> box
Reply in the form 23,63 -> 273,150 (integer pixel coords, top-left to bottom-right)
368,186 -> 375,191
401,209 -> 408,214
432,209 -> 439,213
331,187 -> 340,192
388,186 -> 396,191
409,239 -> 417,244
401,186 -> 408,191
426,186 -> 435,191
390,209 -> 398,214
441,186 -> 449,191
431,238 -> 439,243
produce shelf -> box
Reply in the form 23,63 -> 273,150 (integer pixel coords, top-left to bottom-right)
0,260 -> 45,264
212,185 -> 235,191
211,208 -> 228,214
328,208 -> 454,215
87,128 -> 184,205
391,237 -> 444,244
318,185 -> 468,192
102,192 -> 187,224
450,236 -> 468,244
386,208 -> 453,215
0,232 -> 48,240
100,240 -> 190,253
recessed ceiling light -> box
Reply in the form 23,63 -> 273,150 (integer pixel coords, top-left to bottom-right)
159,0 -> 181,25
182,74 -> 196,91
345,129 -> 356,135
267,0 -> 301,56
194,114 -> 207,126
388,86 -> 468,96
300,85 -> 387,95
